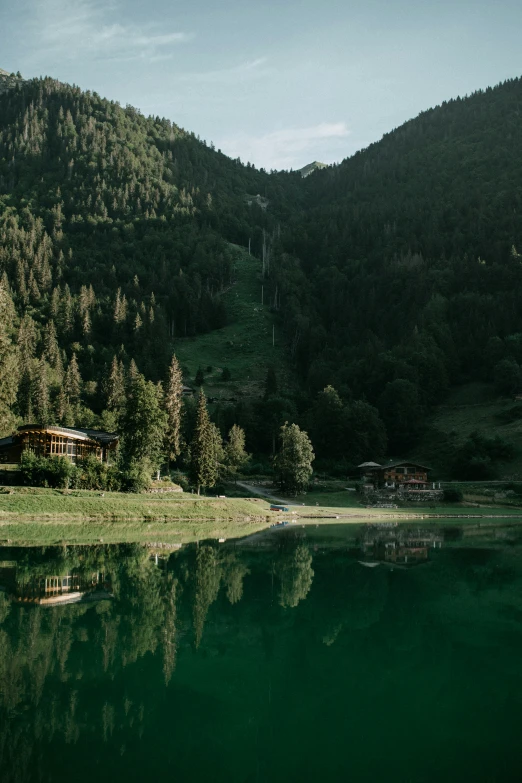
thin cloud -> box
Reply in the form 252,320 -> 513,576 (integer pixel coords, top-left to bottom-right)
220,122 -> 350,170
177,57 -> 271,85
28,0 -> 191,63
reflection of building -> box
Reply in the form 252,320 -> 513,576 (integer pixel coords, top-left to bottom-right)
359,527 -> 443,568
358,460 -> 443,502
0,564 -> 113,606
0,425 -> 118,464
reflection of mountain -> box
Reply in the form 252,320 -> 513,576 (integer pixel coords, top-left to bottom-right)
359,527 -> 443,568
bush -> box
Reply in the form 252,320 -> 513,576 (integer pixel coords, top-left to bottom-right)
221,367 -> 231,381
20,452 -> 77,489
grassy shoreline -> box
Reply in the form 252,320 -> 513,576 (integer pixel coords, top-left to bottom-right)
1,486 -> 522,546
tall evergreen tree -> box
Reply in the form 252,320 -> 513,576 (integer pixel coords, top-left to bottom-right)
189,390 -> 217,494
105,356 -> 126,417
65,353 -> 82,413
164,353 -> 183,466
43,320 -> 63,376
0,281 -> 19,434
33,359 -> 50,426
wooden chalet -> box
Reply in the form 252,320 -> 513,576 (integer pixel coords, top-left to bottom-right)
359,460 -> 431,489
0,425 -> 119,465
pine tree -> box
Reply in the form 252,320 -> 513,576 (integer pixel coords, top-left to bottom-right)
128,358 -> 140,387
33,359 -> 50,426
189,390 -> 217,494
65,353 -> 82,417
164,353 -> 183,465
0,281 -> 19,434
105,356 -> 126,416
43,320 -> 63,375
17,314 -> 37,373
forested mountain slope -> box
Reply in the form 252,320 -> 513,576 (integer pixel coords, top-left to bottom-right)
0,76 -> 300,422
2,71 -> 522,471
271,76 -> 522,453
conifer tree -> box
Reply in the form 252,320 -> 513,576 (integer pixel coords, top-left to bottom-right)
189,390 -> 217,494
128,358 -> 140,387
0,281 -> 19,434
106,356 -> 126,416
55,385 -> 69,425
65,353 -> 82,417
33,359 -> 50,426
43,320 -> 63,375
17,314 -> 37,372
164,353 -> 183,465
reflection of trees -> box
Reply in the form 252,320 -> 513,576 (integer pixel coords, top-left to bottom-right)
277,542 -> 314,608
162,572 -> 180,685
192,546 -> 222,648
224,559 -> 250,605
1,538 -> 522,781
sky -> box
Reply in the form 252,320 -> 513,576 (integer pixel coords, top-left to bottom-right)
1,0 -> 522,170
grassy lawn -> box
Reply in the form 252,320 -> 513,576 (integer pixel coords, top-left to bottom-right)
1,481 -> 522,548
172,245 -> 293,399
0,487 -> 274,545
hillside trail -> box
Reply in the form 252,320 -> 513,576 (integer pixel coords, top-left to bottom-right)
235,481 -> 299,506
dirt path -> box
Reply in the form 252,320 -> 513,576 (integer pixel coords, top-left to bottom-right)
236,481 -> 300,505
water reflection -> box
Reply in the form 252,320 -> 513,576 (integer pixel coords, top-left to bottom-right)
0,525 -> 522,783
358,523 -> 443,568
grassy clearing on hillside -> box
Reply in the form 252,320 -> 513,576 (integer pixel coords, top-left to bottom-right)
411,382 -> 522,478
172,246 -> 292,399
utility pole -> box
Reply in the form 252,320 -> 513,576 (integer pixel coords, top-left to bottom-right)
261,285 -> 264,305
272,325 -> 275,347
248,237 -> 251,256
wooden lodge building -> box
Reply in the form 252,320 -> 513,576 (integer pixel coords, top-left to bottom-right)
358,460 -> 431,489
0,425 -> 119,465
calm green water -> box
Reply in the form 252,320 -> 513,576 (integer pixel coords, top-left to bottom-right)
1,523 -> 522,783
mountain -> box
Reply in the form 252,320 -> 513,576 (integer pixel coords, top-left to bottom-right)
1,72 -> 522,474
298,161 -> 327,178
271,76 -> 522,458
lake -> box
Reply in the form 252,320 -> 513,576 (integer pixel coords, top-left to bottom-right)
1,521 -> 522,782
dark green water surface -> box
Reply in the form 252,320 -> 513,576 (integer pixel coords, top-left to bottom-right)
1,522 -> 522,783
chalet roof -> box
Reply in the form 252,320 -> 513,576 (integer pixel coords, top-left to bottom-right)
358,461 -> 382,468
17,425 -> 118,445
381,460 -> 431,471
0,435 -> 14,447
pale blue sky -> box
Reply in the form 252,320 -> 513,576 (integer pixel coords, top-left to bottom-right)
1,0 -> 521,169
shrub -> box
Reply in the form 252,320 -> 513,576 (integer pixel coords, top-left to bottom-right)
20,452 -> 76,489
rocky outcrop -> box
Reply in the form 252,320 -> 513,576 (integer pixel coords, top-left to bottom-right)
0,69 -> 24,95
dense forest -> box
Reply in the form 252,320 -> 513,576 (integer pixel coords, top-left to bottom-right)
1,71 -> 522,478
